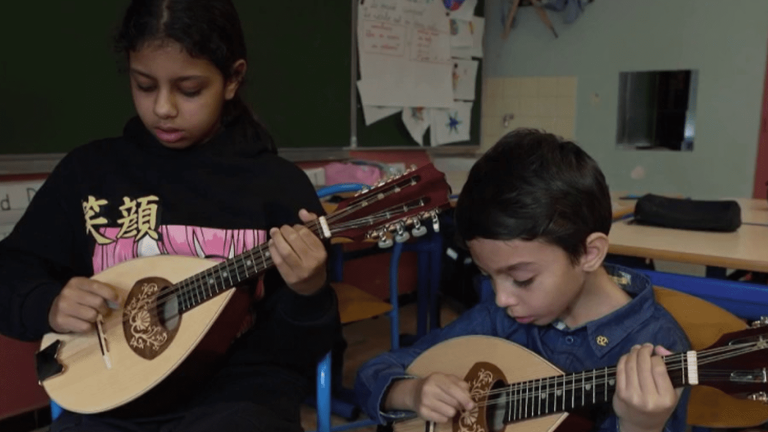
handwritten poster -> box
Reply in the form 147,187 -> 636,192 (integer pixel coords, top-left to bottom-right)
0,179 -> 45,240
357,0 -> 454,108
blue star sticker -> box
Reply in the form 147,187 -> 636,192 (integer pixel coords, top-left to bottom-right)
446,111 -> 462,134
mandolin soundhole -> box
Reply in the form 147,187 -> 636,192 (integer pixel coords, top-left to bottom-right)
122,277 -> 181,360
460,362 -> 507,432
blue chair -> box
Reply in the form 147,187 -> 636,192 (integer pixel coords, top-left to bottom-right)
634,269 -> 768,322
51,400 -> 62,420
310,182 -> 444,432
320,183 -> 444,347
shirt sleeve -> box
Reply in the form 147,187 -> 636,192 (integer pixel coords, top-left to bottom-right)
354,303 -> 500,424
248,156 -> 339,373
0,153 -> 90,341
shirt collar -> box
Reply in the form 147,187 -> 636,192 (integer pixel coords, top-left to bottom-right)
551,264 -> 656,358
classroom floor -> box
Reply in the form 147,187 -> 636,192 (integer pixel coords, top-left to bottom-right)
299,302 -> 460,432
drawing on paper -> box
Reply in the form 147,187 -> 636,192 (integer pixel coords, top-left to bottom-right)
443,0 -> 466,11
411,107 -> 425,122
447,112 -> 462,134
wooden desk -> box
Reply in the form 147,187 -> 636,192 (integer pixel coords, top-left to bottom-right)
611,196 -> 636,220
609,220 -> 768,273
730,198 -> 768,225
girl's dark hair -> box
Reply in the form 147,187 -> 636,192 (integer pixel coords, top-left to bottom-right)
114,0 -> 276,153
455,129 -> 612,264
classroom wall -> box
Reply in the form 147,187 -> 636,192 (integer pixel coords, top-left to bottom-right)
482,0 -> 768,199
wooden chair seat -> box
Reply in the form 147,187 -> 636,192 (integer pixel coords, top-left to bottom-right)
653,286 -> 768,428
331,282 -> 393,325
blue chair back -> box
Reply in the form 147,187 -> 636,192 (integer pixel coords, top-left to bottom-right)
51,400 -> 63,420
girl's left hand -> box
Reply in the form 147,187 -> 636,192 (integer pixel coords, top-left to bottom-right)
268,209 -> 328,296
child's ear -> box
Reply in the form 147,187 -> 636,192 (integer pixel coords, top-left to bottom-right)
579,232 -> 609,272
224,59 -> 247,100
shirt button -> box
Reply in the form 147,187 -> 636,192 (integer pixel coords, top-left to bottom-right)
565,336 -> 574,344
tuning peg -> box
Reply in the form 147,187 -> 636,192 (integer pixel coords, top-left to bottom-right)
410,219 -> 426,237
412,224 -> 427,237
378,236 -> 394,248
432,212 -> 440,233
394,223 -> 410,243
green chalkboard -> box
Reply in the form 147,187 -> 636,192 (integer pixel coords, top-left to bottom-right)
0,1 -> 480,155
0,2 -> 135,155
240,2 -> 352,149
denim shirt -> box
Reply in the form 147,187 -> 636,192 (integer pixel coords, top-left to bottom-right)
354,265 -> 691,431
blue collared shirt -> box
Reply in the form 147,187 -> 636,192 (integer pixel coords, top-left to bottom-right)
354,265 -> 690,431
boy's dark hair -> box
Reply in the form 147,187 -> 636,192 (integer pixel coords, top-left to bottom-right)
455,129 -> 612,264
114,0 -> 276,153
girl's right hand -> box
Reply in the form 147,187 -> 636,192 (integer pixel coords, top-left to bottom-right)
48,277 -> 120,334
387,373 -> 475,424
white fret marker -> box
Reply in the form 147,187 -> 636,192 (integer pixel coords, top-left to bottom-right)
540,393 -> 546,399
318,216 -> 332,239
246,260 -> 253,266
687,351 -> 699,385
264,251 -> 271,258
608,379 -> 615,386
222,272 -> 228,278
208,278 -> 215,284
556,390 -> 562,396
585,384 -> 592,391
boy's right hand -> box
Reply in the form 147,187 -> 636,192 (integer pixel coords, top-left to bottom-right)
48,277 -> 120,334
386,373 -> 475,424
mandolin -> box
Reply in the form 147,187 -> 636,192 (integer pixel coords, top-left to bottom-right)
394,327 -> 768,432
36,163 -> 452,416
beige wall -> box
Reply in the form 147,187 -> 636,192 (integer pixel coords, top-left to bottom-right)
482,76 -> 577,149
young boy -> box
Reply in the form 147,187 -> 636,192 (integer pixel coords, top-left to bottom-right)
355,129 -> 690,432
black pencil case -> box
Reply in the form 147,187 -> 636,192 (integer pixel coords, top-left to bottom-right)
633,194 -> 742,232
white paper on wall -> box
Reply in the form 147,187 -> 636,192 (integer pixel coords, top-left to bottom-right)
429,101 -> 473,145
402,107 -> 430,145
445,0 -> 477,21
362,105 -> 402,125
450,19 -> 473,47
452,59 -> 478,101
450,16 -> 484,59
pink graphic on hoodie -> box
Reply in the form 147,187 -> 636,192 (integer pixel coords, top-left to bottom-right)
93,225 -> 267,274
92,225 -> 269,334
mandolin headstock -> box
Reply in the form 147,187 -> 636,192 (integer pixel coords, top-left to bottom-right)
693,325 -> 768,398
323,163 -> 452,247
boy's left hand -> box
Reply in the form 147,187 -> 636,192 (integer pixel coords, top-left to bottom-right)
269,209 -> 327,296
613,343 -> 683,432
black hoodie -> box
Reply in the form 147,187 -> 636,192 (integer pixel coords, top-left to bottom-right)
0,115 -> 340,413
